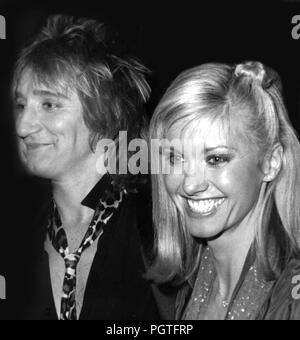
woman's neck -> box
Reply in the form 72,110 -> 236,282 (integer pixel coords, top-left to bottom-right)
207,215 -> 256,303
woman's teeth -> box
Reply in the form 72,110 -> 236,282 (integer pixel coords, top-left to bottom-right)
187,198 -> 225,215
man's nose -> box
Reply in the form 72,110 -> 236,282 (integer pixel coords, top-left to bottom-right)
16,106 -> 41,138
182,166 -> 209,196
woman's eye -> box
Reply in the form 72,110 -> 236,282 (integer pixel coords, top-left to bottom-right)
169,153 -> 184,165
207,155 -> 230,167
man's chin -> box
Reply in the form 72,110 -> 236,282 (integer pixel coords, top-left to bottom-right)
24,163 -> 55,179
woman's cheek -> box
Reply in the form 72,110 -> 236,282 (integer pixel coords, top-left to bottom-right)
210,167 -> 232,190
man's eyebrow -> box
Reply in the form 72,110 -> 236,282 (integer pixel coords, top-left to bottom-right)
14,91 -> 25,99
14,89 -> 70,100
32,89 -> 70,99
204,145 -> 238,152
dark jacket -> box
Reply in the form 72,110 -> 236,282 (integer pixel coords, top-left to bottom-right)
258,257 -> 300,320
8,175 -> 174,320
175,250 -> 300,320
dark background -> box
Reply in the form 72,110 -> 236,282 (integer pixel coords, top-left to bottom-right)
0,0 -> 300,319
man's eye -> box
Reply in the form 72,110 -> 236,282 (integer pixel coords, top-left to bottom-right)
14,102 -> 25,111
42,102 -> 59,110
207,155 -> 230,167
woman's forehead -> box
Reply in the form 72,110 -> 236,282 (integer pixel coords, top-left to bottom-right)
165,115 -> 250,150
166,116 -> 227,140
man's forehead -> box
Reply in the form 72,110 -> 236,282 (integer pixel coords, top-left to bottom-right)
15,68 -> 74,99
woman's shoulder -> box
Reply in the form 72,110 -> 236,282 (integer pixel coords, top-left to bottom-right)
263,257 -> 300,320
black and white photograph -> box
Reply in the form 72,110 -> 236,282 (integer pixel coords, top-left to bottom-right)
0,0 -> 300,325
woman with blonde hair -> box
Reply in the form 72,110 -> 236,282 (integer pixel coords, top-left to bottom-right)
149,61 -> 300,319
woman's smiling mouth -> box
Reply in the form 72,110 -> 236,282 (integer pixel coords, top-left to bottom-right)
186,198 -> 226,216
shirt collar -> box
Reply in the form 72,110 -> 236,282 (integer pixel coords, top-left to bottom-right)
81,173 -> 111,210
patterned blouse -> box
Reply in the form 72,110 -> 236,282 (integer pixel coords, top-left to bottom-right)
176,245 -> 300,320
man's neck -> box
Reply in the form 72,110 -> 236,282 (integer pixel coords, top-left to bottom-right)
52,170 -> 104,227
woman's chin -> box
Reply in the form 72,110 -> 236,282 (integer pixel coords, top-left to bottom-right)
187,223 -> 224,240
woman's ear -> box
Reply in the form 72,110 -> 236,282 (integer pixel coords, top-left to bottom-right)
262,143 -> 283,182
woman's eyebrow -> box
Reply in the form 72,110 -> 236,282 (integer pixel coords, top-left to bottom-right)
204,145 -> 238,152
160,146 -> 181,153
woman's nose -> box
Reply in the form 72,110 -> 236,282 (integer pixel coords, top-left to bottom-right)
16,106 -> 41,138
182,169 -> 209,196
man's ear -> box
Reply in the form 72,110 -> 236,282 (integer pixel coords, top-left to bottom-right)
262,143 -> 283,182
